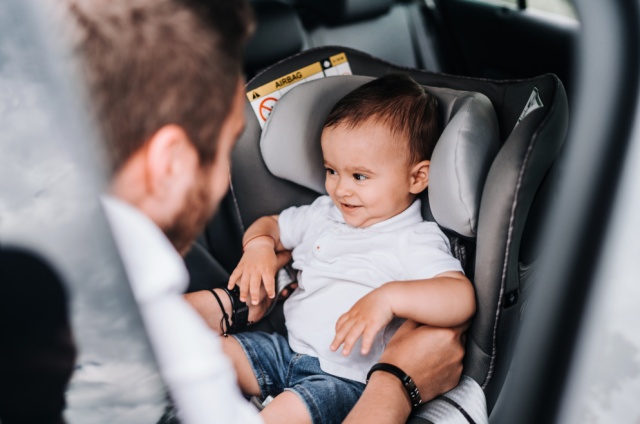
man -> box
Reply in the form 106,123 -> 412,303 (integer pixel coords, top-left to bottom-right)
65,0 -> 466,422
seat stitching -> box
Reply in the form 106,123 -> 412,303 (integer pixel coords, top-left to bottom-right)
483,79 -> 561,389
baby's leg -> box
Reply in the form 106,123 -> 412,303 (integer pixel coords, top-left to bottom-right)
220,336 -> 261,396
260,391 -> 312,424
263,354 -> 366,424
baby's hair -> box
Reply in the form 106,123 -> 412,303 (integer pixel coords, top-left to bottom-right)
323,74 -> 439,164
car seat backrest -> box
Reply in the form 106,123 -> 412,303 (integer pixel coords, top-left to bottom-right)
295,0 -> 443,71
260,75 -> 500,239
243,0 -> 445,79
297,0 -> 394,24
245,0 -> 308,78
224,46 -> 569,415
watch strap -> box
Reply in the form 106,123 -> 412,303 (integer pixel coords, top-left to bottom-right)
223,286 -> 249,333
366,362 -> 422,408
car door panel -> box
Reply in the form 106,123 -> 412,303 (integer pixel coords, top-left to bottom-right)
437,0 -> 578,96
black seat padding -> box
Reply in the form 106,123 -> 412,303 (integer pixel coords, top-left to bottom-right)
213,47 -> 569,418
244,0 -> 307,78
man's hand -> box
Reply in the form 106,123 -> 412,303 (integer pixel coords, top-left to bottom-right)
330,288 -> 394,356
343,320 -> 468,424
380,320 -> 467,401
228,237 -> 278,305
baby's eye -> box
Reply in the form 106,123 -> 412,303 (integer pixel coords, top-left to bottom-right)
326,168 -> 336,175
353,173 -> 368,181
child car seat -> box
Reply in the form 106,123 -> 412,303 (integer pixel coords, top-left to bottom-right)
199,46 -> 569,419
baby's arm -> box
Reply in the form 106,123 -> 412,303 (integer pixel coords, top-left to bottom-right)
381,271 -> 475,327
227,215 -> 287,305
331,271 -> 475,356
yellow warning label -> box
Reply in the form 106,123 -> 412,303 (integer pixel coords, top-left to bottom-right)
330,53 -> 347,67
246,62 -> 323,101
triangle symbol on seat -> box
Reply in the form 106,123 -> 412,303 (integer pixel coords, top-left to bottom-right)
252,92 -> 260,100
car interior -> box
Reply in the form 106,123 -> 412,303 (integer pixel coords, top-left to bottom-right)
242,0 -> 578,93
186,43 -> 569,421
5,0 -> 640,422
188,0 -> 575,420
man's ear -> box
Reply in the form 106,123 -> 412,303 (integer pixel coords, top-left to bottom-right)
409,160 -> 430,194
144,124 -> 197,199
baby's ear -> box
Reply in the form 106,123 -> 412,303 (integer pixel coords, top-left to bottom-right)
409,160 -> 430,194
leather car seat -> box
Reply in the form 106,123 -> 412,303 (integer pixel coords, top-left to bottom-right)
197,46 -> 569,419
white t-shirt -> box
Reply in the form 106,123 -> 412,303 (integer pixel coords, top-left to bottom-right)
280,195 -> 463,383
102,196 -> 262,424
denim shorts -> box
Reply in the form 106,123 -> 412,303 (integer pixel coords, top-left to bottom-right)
232,331 -> 365,424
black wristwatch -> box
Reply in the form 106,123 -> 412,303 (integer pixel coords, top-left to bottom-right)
366,363 -> 422,408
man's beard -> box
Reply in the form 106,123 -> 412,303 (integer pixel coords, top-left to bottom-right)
162,170 -> 215,256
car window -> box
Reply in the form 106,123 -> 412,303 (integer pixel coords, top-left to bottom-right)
528,0 -> 577,19
471,0 -> 578,19
557,103 -> 640,423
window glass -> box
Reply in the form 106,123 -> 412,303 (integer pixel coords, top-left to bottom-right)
528,0 -> 578,19
481,0 -> 517,7
473,0 -> 577,19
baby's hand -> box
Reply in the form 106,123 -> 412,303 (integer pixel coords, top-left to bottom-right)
228,238 -> 278,305
330,288 -> 394,356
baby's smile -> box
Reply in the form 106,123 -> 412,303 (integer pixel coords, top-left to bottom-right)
340,202 -> 362,214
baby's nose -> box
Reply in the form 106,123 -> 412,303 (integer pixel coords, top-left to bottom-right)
335,179 -> 352,197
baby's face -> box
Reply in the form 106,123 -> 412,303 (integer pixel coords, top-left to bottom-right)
321,121 -> 418,228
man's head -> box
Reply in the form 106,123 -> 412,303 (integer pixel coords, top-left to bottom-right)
321,74 -> 440,228
64,0 -> 253,253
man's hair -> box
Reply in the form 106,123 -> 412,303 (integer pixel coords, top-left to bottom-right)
323,74 -> 440,164
64,0 -> 254,174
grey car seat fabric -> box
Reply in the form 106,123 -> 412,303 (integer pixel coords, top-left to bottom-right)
297,0 -> 444,70
260,75 -> 500,238
416,376 -> 488,424
217,46 -> 569,418
243,0 -> 444,78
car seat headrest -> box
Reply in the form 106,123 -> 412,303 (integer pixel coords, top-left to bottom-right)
244,1 -> 306,75
297,0 -> 394,25
260,75 -> 500,238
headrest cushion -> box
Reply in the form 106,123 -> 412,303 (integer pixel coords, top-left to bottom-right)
244,1 -> 305,73
261,76 -> 368,196
428,89 -> 500,237
260,76 -> 500,237
298,0 -> 393,25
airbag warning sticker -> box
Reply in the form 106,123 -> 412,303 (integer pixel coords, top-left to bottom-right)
247,52 -> 352,128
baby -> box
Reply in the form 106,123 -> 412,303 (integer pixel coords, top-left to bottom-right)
223,74 -> 476,424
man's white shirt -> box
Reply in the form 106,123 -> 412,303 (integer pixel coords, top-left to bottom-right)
101,195 -> 261,424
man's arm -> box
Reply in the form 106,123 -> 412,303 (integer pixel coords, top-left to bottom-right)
344,320 -> 467,424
